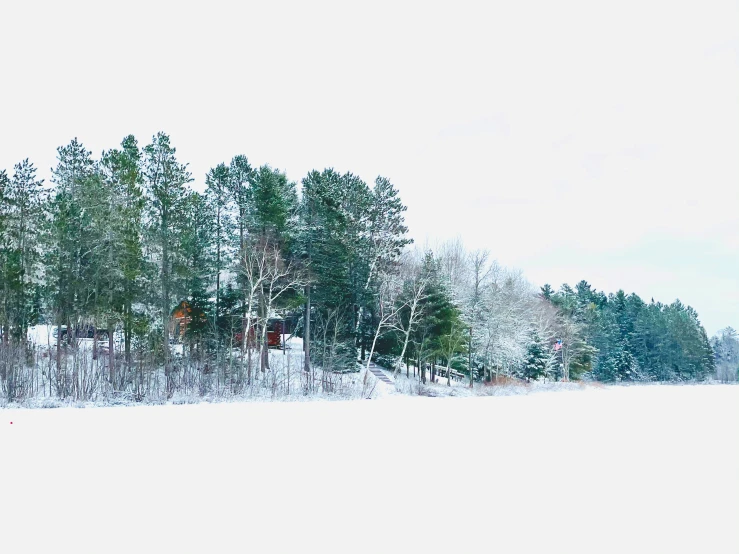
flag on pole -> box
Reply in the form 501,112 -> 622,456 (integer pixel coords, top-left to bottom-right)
554,340 -> 562,351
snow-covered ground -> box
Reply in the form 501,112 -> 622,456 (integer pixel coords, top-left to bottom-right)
1,385 -> 737,553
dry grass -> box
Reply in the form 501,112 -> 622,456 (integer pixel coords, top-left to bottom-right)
484,375 -> 529,387
577,380 -> 607,389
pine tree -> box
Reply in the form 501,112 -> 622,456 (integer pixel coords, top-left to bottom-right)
225,155 -> 256,372
355,176 -> 412,358
227,155 -> 254,265
205,163 -> 231,332
178,190 -> 215,348
540,284 -> 554,300
143,132 -> 193,389
0,169 -> 10,342
4,160 -> 44,340
251,165 -> 297,246
47,138 -> 96,349
99,135 -> 147,379
298,169 -> 356,372
248,165 -> 298,370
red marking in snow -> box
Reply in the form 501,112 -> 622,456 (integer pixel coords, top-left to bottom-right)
9,422 -> 13,424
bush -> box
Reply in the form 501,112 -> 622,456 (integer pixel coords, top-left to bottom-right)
371,353 -> 398,370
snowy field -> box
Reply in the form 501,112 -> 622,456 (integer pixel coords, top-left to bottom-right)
1,385 -> 737,554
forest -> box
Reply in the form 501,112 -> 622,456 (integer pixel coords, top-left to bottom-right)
0,132 -> 735,403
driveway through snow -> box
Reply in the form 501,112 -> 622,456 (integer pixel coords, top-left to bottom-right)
1,385 -> 737,554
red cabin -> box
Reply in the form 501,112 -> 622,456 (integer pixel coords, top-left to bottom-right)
235,318 -> 284,348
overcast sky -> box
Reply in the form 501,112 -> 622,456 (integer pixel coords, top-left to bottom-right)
1,0 -> 737,335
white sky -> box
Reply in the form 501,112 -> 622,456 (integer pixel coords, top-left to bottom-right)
1,0 -> 737,335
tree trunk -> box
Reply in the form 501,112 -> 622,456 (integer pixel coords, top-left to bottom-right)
395,323 -> 413,377
468,326 -> 473,388
161,213 -> 171,396
215,204 -> 221,342
56,322 -> 61,375
365,317 -> 382,373
304,285 -> 311,376
108,318 -> 115,388
124,306 -> 132,373
259,290 -> 269,372
247,341 -> 253,385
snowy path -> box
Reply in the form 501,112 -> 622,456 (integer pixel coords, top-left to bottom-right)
1,385 -> 737,554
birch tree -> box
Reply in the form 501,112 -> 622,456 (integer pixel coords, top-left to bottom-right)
257,241 -> 303,373
362,273 -> 402,391
392,257 -> 429,377
354,176 -> 412,336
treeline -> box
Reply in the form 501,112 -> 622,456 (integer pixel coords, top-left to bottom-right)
377,245 -> 718,385
541,283 -> 716,382
0,132 -> 729,403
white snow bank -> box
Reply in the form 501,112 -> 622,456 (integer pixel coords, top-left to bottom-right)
1,385 -> 737,554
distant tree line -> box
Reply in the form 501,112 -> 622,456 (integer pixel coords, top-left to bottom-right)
0,133 -> 732,403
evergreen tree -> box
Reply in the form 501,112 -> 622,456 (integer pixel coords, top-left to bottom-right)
0,169 -> 10,342
178,190 -> 215,346
297,169 -> 395,372
5,160 -> 44,339
143,132 -> 193,388
412,251 -> 461,383
356,176 -> 412,358
46,138 -> 97,347
523,332 -> 549,381
549,281 -> 714,383
251,165 -> 297,245
540,283 -> 554,300
227,155 -> 254,263
225,155 -> 255,364
0,159 -> 42,341
205,162 -> 231,329
99,135 -> 147,373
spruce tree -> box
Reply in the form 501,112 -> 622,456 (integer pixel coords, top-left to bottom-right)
413,251 -> 460,383
523,332 -> 549,381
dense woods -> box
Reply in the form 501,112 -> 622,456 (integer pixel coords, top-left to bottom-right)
0,133 -> 732,403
